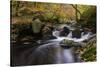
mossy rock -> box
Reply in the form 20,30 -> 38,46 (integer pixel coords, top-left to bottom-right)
75,37 -> 96,62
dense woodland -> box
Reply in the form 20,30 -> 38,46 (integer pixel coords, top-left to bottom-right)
11,0 -> 96,65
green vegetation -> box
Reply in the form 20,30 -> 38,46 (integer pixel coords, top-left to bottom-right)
80,37 -> 96,61
11,1 -> 96,62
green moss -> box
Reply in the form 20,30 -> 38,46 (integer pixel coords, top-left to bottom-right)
80,38 -> 96,62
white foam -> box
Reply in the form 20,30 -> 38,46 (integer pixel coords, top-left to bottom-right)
52,28 -> 92,43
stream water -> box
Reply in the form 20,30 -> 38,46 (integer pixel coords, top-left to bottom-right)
31,24 -> 93,64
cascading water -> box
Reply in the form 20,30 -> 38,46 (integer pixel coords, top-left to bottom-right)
51,24 -> 93,43
32,24 -> 94,64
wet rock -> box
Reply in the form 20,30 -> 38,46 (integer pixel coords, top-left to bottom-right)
72,28 -> 82,38
60,27 -> 70,37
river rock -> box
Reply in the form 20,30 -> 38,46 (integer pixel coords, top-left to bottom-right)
72,28 -> 82,38
60,27 -> 70,37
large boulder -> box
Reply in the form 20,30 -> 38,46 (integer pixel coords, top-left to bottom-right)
32,18 -> 43,33
60,27 -> 70,37
72,28 -> 82,38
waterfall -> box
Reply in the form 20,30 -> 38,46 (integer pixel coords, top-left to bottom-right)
52,25 -> 93,43
32,24 -> 94,64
